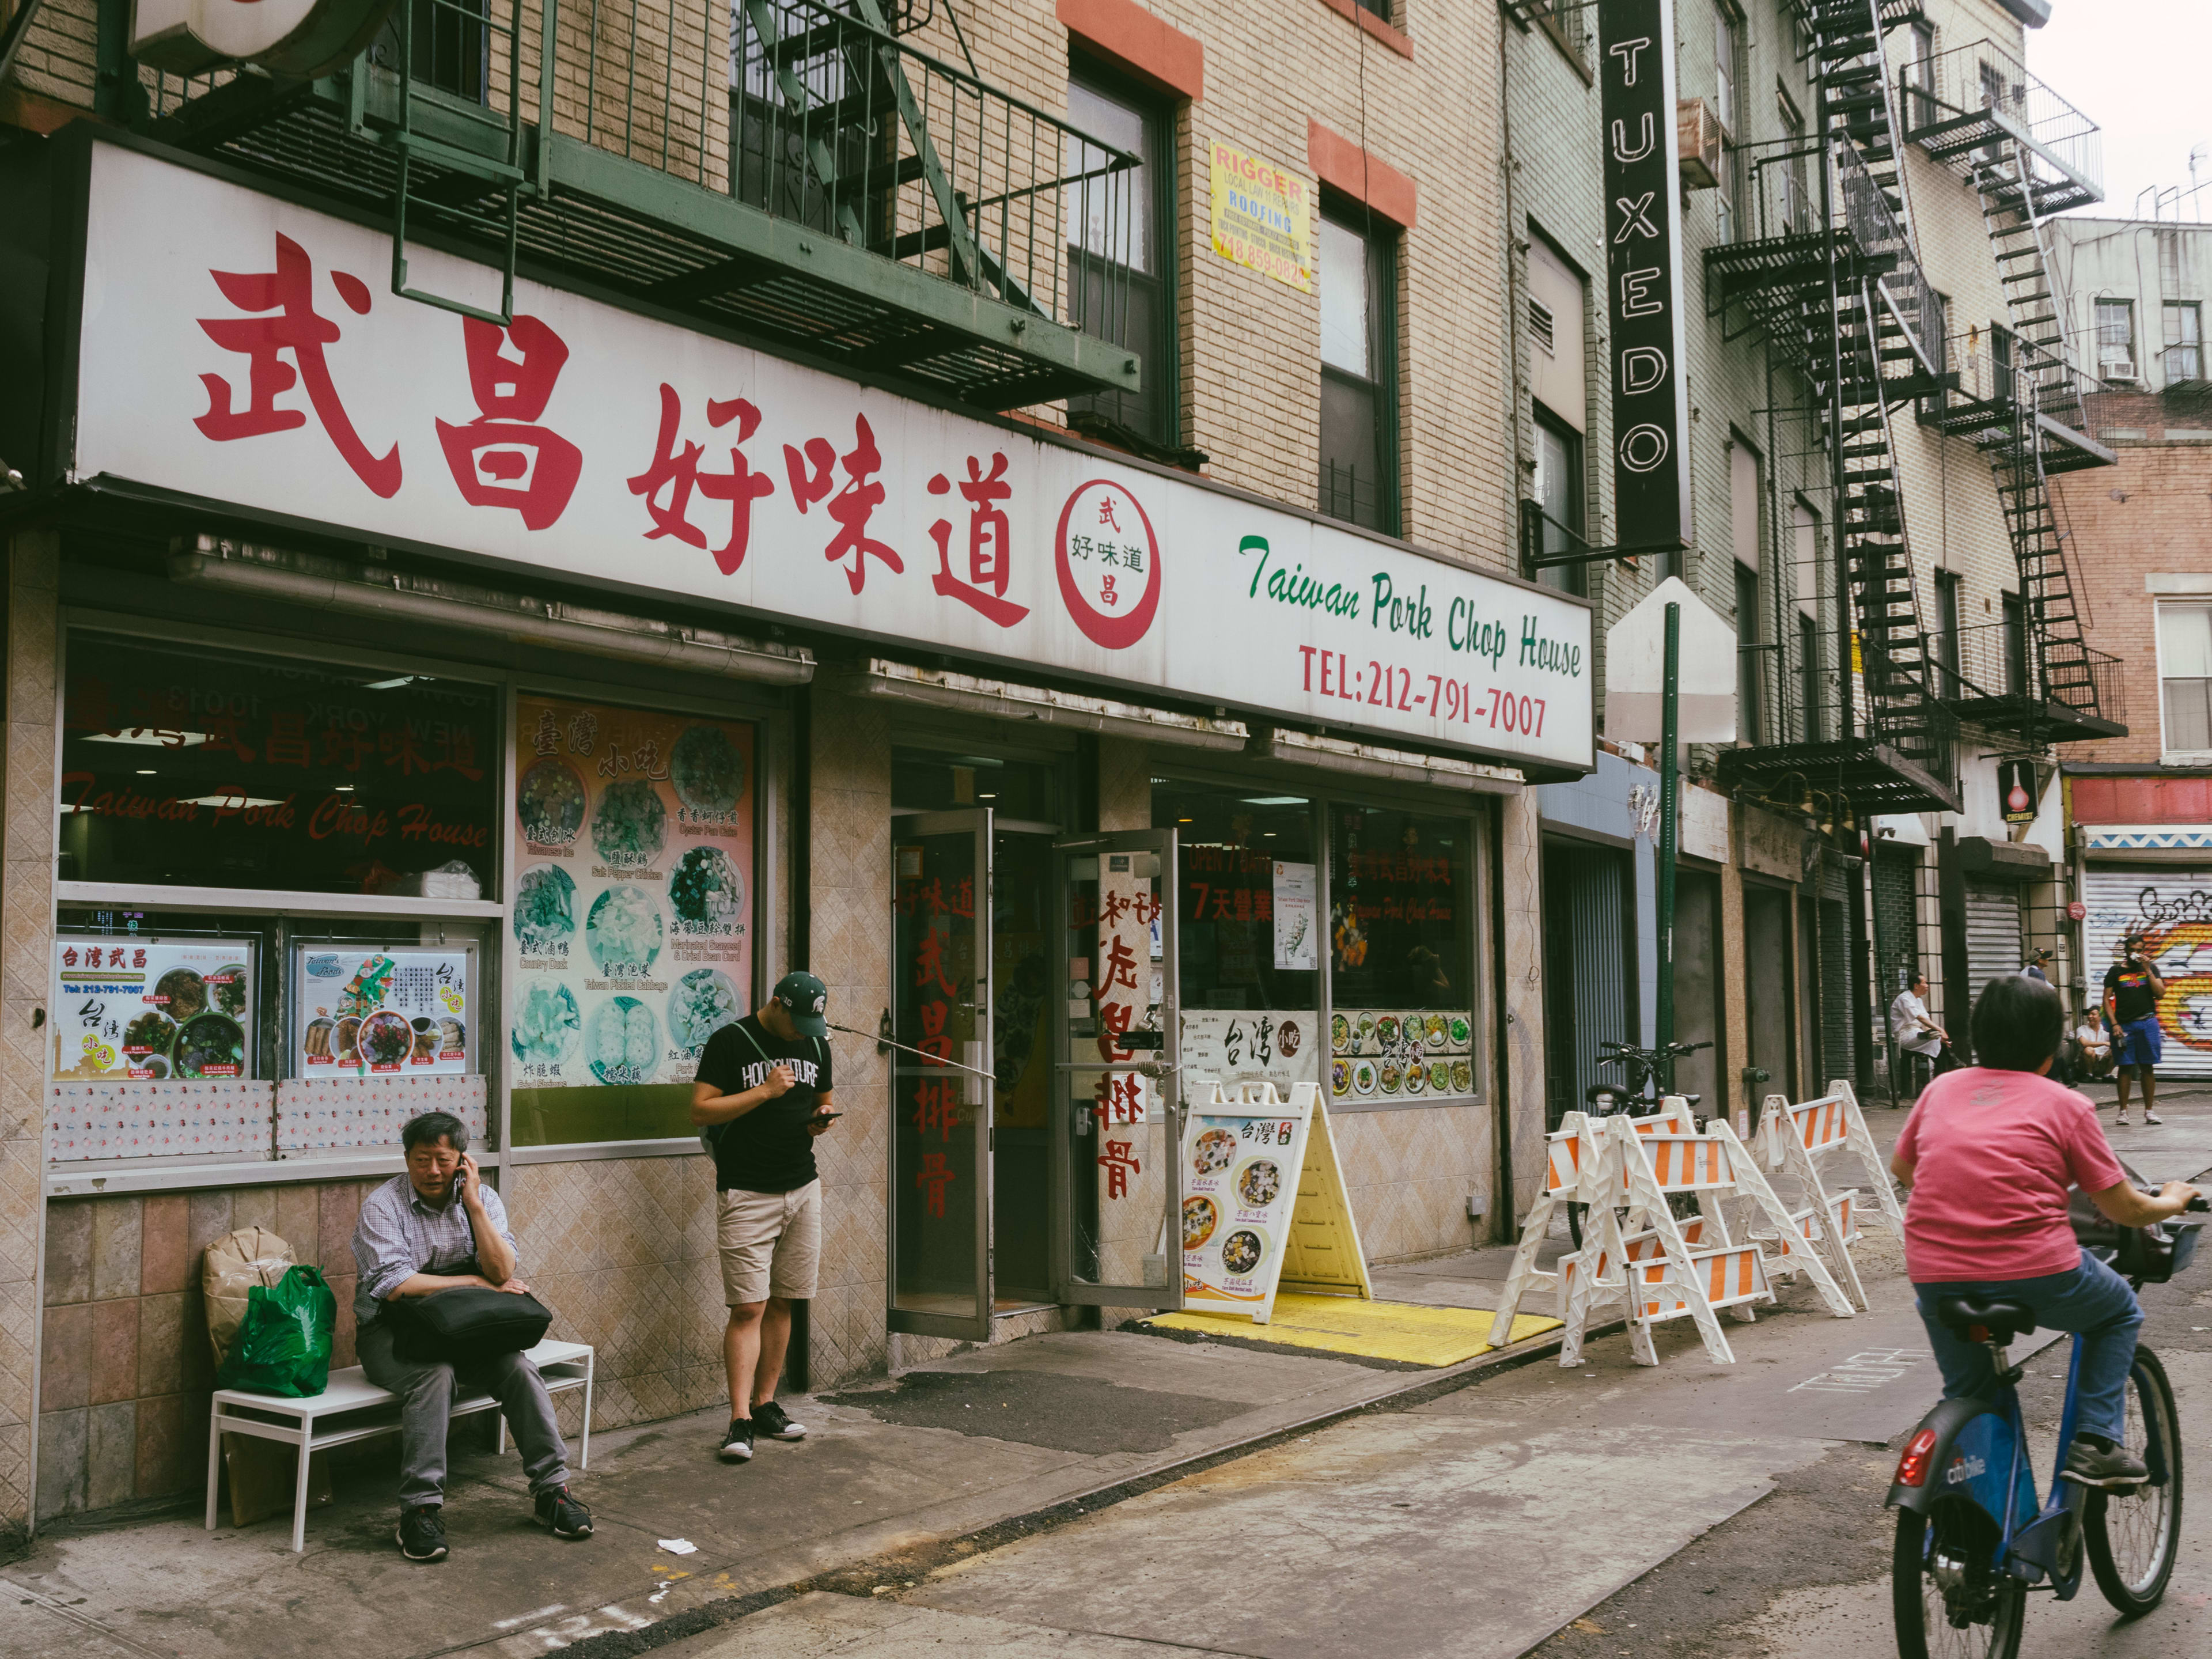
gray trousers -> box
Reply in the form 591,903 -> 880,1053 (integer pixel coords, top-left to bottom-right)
358,1320 -> 569,1509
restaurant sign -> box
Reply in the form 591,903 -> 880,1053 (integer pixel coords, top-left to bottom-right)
66,141 -> 1592,773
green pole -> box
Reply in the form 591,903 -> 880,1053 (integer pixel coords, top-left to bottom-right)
1656,602 -> 1680,1092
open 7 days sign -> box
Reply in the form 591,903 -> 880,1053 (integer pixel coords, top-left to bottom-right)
63,141 -> 1593,772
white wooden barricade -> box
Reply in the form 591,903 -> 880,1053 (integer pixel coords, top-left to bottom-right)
1758,1080 -> 1904,1312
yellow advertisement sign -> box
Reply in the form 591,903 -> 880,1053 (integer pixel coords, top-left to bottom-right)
1209,141 -> 1312,292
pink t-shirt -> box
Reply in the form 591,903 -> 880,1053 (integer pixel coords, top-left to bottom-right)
1894,1067 -> 2125,1283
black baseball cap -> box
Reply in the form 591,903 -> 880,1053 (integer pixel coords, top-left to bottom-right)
772,970 -> 829,1036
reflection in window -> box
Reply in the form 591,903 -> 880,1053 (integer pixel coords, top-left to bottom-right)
1319,207 -> 1397,532
1328,805 -> 1474,1104
1065,69 -> 1172,445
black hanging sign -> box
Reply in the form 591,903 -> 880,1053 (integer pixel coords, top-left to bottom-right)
1599,0 -> 1694,550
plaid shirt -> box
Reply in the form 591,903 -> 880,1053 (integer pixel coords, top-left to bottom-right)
351,1173 -> 518,1328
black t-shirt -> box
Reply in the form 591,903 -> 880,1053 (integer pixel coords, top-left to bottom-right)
2105,960 -> 2160,1026
695,1016 -> 833,1193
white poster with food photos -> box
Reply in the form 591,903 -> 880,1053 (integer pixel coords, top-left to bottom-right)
510,697 -> 755,1090
1328,1009 -> 1476,1103
51,938 -> 256,1081
1179,1009 -> 1318,1098
294,947 -> 471,1075
1180,1091 -> 1313,1319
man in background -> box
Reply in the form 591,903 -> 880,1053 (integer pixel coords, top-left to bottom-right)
1891,972 -> 1953,1100
2104,933 -> 2166,1126
2071,1006 -> 2113,1085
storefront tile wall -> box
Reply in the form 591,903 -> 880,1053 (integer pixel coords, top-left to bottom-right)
1,530 -> 60,1537
1499,790 -> 1547,1230
34,1177 -> 383,1521
1331,1105 -> 1486,1262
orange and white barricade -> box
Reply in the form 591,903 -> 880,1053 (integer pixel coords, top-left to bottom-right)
1758,1080 -> 1903,1312
1485,1108 -> 1613,1350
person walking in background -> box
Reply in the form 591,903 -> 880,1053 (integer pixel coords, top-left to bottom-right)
2103,931 -> 2165,1126
2071,1006 -> 2114,1084
2021,947 -> 2055,983
1891,973 -> 1955,1099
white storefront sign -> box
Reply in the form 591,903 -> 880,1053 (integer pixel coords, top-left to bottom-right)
67,143 -> 1594,773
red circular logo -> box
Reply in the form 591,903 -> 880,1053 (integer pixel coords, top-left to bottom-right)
1055,479 -> 1161,650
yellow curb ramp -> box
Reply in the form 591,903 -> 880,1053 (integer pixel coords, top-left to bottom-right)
1142,1292 -> 1565,1368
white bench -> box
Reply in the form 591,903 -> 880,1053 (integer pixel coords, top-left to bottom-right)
205,1339 -> 594,1551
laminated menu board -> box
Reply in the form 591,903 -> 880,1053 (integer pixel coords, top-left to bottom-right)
510,697 -> 755,1088
1180,1080 -> 1369,1323
52,937 -> 256,1080
293,946 -> 472,1075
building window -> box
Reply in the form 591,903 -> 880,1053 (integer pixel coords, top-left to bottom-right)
2164,301 -> 2203,384
1066,64 -> 1176,445
370,0 -> 490,103
1933,569 -> 1962,698
2001,592 -> 2028,699
1319,203 -> 1399,533
2157,603 -> 2212,755
1353,0 -> 1392,18
1714,4 -> 1741,242
1791,497 -> 1825,739
1904,21 -> 1936,129
1533,405 -> 1586,599
2096,298 -> 2138,377
1735,560 -> 1763,744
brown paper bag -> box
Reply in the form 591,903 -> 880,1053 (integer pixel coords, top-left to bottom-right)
202,1226 -> 296,1370
223,1434 -> 335,1527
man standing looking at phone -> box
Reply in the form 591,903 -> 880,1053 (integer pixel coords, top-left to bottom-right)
691,971 -> 838,1463
2104,931 -> 2166,1127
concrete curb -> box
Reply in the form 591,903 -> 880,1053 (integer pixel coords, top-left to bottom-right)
501,1320 -> 1588,1659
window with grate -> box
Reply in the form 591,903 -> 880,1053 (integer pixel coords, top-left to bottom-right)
368,0 -> 491,104
1318,204 -> 1399,534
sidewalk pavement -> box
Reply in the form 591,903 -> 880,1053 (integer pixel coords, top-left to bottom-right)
0,1243 -> 1572,1659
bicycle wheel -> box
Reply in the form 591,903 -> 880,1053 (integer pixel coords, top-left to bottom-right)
2084,1346 -> 2184,1615
1892,1498 -> 2024,1659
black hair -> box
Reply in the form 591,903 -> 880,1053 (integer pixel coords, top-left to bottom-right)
1969,974 -> 2065,1073
401,1112 -> 469,1155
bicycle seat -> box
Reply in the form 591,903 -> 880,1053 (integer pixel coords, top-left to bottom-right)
1934,1296 -> 2036,1343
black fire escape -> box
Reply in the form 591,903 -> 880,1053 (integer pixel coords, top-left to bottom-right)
1706,0 -> 1960,813
1903,36 -> 2126,742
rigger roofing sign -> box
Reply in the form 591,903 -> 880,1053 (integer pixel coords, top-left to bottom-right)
1599,0 -> 1694,551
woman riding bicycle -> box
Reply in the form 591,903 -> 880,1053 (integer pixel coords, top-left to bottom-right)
1888,974 -> 2201,1488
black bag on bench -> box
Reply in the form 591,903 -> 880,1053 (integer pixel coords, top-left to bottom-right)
385,1261 -> 554,1366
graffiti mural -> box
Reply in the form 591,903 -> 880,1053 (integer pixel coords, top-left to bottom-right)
2084,872 -> 2212,1075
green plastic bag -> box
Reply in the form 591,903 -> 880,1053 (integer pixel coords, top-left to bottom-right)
215,1265 -> 337,1397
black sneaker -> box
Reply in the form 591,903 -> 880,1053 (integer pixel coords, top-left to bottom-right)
718,1418 -> 755,1462
2063,1435 -> 2150,1489
753,1399 -> 806,1441
396,1503 -> 448,1562
533,1485 -> 593,1539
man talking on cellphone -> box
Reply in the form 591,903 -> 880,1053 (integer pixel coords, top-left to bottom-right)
691,970 -> 838,1464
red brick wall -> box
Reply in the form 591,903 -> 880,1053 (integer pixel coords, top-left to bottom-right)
2052,390 -> 2212,768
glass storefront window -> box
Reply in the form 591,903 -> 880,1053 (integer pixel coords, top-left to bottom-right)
892,747 -> 1063,821
508,695 -> 757,1146
60,635 -> 497,897
1328,804 -> 1475,1105
1153,781 -> 1320,1096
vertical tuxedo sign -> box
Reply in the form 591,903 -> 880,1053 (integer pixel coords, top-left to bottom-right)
1599,0 -> 1694,550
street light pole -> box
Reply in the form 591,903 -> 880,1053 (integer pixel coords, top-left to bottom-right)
1657,601 -> 1680,1092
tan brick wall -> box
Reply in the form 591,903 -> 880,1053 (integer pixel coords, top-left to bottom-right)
1,0 -> 97,115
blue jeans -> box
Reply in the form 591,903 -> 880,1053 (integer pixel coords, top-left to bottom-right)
1913,1249 -> 2143,1442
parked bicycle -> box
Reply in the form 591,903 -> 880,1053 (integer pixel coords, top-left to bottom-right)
1888,1190 -> 2209,1657
1566,1038 -> 1714,1249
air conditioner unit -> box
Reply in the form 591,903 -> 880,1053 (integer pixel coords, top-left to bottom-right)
2101,358 -> 2139,384
1677,99 -> 1724,191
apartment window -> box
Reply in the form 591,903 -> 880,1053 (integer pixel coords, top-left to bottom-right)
2001,593 -> 2028,699
1714,5 -> 1741,243
1066,65 -> 1176,446
1736,560 -> 1763,744
369,0 -> 490,101
1319,204 -> 1399,533
1353,0 -> 1392,18
2157,604 -> 2212,754
2096,299 -> 2138,376
2164,301 -> 2203,384
1904,21 -> 1936,130
1933,570 -> 1962,698
1533,406 -> 1585,599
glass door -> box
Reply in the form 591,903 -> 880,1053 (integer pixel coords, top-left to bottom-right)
1051,829 -> 1182,1309
889,810 -> 994,1339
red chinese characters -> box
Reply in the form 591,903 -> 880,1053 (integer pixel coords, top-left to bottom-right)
787,414 -> 903,595
1097,1139 -> 1141,1202
196,233 -> 402,498
1092,1072 -> 1145,1128
927,452 -> 1028,627
435,316 -> 583,531
912,1078 -> 959,1143
627,384 -> 777,573
916,1152 -> 957,1218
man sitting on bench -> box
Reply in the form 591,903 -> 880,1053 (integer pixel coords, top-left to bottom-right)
353,1111 -> 593,1561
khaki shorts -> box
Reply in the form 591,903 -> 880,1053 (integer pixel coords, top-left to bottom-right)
717,1179 -> 822,1305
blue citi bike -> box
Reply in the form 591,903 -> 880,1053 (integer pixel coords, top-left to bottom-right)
1887,1186 -> 2209,1657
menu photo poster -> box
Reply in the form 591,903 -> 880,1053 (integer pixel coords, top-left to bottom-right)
1272,861 -> 1317,971
1180,1082 -> 1314,1321
294,946 -> 472,1075
1180,1008 -> 1317,1099
52,937 -> 256,1081
510,696 -> 755,1090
